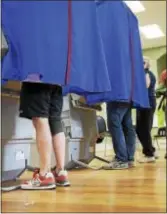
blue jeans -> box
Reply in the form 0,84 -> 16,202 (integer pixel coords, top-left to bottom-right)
107,103 -> 136,162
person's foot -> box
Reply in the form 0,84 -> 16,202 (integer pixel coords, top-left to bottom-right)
138,156 -> 156,163
154,151 -> 159,159
53,170 -> 70,187
102,160 -> 129,170
21,171 -> 56,190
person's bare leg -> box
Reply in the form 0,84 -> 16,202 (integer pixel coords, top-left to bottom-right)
52,132 -> 66,172
52,131 -> 70,186
33,118 -> 52,175
48,85 -> 70,186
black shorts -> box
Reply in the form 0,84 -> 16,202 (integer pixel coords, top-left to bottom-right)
19,82 -> 63,120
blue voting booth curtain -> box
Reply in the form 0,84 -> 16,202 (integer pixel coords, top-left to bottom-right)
126,6 -> 149,108
1,1 -> 111,93
1,1 -> 68,84
85,1 -> 149,108
63,1 -> 111,94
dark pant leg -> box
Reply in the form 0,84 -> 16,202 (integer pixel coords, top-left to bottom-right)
148,108 -> 156,152
149,108 -> 155,131
136,109 -> 155,157
49,85 -> 63,135
122,108 -> 136,161
106,103 -> 128,162
136,110 -> 143,145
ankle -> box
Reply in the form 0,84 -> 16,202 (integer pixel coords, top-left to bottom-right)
40,169 -> 51,177
56,167 -> 64,174
39,172 -> 46,177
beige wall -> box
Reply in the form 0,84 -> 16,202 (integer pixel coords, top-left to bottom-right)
143,46 -> 166,60
143,46 -> 166,82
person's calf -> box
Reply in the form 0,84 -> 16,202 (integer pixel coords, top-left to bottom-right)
33,117 -> 52,175
48,117 -> 71,187
51,132 -> 70,187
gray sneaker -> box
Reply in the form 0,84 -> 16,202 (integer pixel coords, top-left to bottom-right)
102,160 -> 129,170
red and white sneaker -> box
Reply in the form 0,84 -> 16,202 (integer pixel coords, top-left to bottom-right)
21,171 -> 56,190
53,170 -> 70,187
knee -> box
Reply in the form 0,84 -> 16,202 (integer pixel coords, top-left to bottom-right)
124,124 -> 135,135
32,117 -> 48,128
49,117 -> 64,136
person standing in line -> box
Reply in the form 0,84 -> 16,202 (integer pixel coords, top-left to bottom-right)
103,102 -> 136,170
20,82 -> 70,190
136,58 -> 158,163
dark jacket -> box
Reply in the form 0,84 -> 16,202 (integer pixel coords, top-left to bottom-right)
145,69 -> 156,109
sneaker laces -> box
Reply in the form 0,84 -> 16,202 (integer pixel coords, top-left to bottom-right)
23,173 -> 41,185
